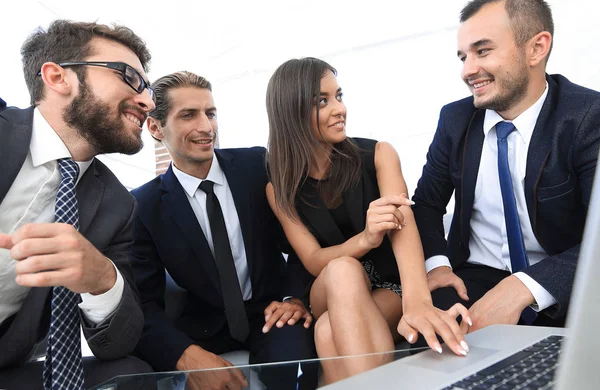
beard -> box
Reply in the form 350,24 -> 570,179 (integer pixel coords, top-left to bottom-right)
471,55 -> 530,113
63,81 -> 144,156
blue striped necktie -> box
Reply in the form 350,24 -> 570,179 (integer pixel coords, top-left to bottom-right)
43,158 -> 85,390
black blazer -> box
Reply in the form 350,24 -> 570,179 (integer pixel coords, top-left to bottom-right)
0,106 -> 144,368
413,74 -> 600,318
130,147 -> 294,371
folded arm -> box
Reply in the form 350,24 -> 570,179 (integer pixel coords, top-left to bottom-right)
80,201 -> 144,360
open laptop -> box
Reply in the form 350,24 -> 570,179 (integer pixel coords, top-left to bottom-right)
324,156 -> 600,390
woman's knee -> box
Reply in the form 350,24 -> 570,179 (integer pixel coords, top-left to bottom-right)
311,257 -> 370,316
323,257 -> 365,283
322,256 -> 370,292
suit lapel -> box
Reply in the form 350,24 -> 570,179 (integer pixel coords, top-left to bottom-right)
0,107 -> 104,235
76,160 -> 104,234
524,75 -> 557,231
0,107 -> 35,203
216,150 -> 256,277
460,109 -> 486,243
0,108 -> 50,365
160,165 -> 221,293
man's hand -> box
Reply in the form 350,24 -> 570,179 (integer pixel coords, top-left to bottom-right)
427,266 -> 469,301
176,345 -> 248,390
398,300 -> 472,356
3,223 -> 116,295
263,298 -> 312,333
466,275 -> 535,333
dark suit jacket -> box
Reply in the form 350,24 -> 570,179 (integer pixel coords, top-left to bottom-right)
413,74 -> 600,319
0,106 -> 144,368
0,98 -> 6,110
131,147 -> 294,371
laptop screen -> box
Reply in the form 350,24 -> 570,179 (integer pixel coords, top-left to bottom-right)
555,155 -> 600,389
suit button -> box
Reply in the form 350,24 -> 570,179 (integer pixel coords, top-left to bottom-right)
203,329 -> 210,336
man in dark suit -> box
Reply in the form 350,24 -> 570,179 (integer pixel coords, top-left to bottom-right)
131,71 -> 317,389
0,20 -> 155,389
412,0 -> 600,335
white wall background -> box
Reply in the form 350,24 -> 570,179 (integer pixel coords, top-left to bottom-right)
1,0 -> 599,192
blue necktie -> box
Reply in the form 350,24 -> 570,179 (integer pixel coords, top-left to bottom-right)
43,158 -> 85,390
496,122 -> 537,324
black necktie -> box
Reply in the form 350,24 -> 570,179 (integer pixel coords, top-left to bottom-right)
198,180 -> 250,342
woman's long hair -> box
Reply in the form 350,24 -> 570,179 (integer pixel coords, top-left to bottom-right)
266,57 -> 361,220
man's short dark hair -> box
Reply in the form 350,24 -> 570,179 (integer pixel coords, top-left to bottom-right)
149,71 -> 212,126
21,20 -> 151,105
460,0 -> 554,59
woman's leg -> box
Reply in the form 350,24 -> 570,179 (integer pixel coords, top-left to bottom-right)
371,288 -> 404,343
310,256 -> 396,384
313,312 -> 345,384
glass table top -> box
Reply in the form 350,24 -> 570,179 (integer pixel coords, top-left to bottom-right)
90,346 -> 428,390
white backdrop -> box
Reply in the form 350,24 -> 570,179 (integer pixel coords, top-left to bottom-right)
1,0 -> 598,192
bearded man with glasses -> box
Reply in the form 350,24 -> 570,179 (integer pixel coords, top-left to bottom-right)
0,20 -> 155,389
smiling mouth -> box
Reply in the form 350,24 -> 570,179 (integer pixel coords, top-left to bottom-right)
124,113 -> 142,127
191,139 -> 212,145
471,80 -> 493,89
329,121 -> 345,128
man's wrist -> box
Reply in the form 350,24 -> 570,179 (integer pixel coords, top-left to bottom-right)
512,272 -> 557,311
425,255 -> 452,273
176,344 -> 201,371
89,256 -> 117,295
502,275 -> 536,310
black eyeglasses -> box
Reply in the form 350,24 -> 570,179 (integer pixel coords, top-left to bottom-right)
38,61 -> 154,98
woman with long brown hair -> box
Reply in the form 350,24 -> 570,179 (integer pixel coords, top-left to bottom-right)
265,57 -> 471,384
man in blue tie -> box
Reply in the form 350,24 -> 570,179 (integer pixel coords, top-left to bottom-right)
0,20 -> 155,389
412,0 -> 600,337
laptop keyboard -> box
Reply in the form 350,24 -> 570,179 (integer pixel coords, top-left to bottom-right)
442,335 -> 564,390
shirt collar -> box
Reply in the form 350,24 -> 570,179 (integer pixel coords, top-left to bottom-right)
172,153 -> 225,197
31,108 -> 93,182
483,82 -> 549,144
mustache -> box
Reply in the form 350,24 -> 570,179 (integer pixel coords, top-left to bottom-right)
120,103 -> 148,122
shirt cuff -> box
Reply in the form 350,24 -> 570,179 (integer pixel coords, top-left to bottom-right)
282,296 -> 294,302
78,260 -> 125,325
513,272 -> 557,311
425,255 -> 452,273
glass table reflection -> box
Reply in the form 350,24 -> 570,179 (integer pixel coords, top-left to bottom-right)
90,346 -> 428,389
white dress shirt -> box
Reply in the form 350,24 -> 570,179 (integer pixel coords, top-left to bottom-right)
426,85 -> 558,311
0,108 -> 124,326
172,156 -> 252,300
